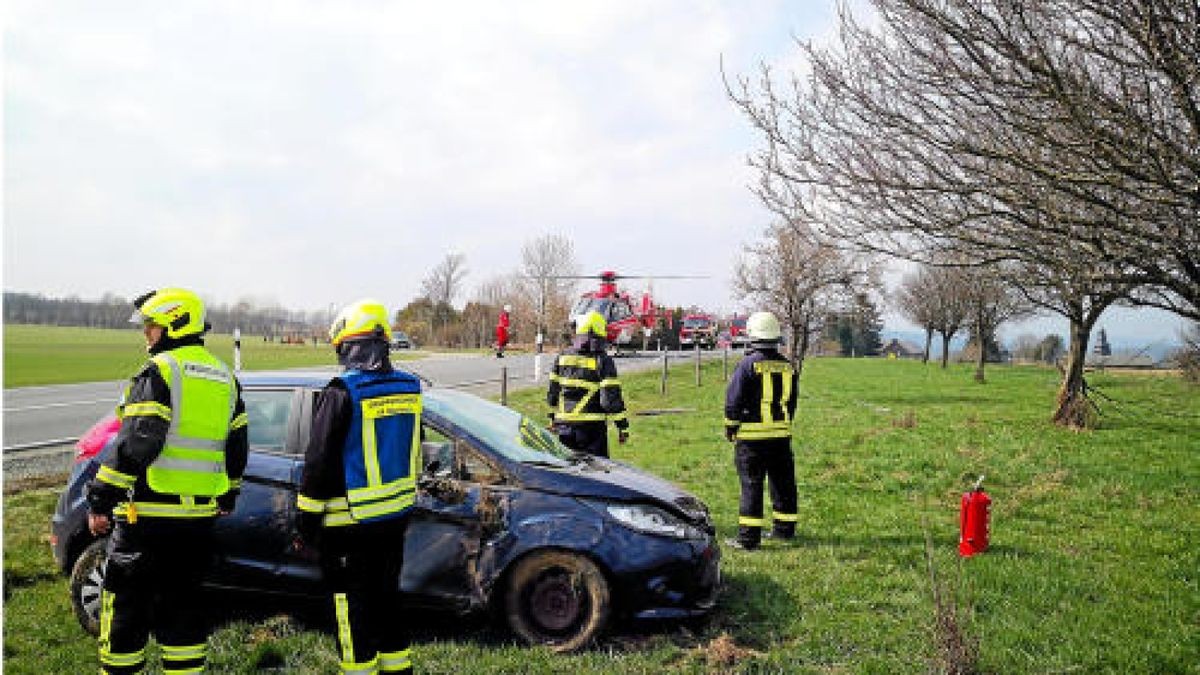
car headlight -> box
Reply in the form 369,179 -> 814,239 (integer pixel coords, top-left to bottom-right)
596,502 -> 703,540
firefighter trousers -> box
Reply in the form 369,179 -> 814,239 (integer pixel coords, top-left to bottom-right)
320,516 -> 413,674
555,421 -> 609,458
98,516 -> 214,674
734,439 -> 798,547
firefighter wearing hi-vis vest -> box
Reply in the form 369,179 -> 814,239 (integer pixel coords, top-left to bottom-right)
547,310 -> 629,458
86,288 -> 248,674
723,311 -> 799,551
296,299 -> 420,674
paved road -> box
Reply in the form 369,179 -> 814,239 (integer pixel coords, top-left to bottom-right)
3,349 -> 725,480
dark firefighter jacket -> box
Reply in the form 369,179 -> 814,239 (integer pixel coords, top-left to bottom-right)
87,336 -> 248,519
724,346 -> 798,441
297,340 -> 419,537
547,336 -> 629,429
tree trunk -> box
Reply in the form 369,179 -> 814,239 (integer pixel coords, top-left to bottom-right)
922,328 -> 932,364
1053,319 -> 1096,429
940,333 -> 951,368
974,340 -> 987,383
795,322 -> 811,376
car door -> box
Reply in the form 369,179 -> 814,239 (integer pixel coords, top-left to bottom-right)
210,386 -> 306,590
402,418 -> 494,610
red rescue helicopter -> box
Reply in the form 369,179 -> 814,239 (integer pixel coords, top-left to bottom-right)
563,271 -> 702,351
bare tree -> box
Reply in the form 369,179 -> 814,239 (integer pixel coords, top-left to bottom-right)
517,234 -> 580,349
420,252 -> 468,341
960,267 -> 1033,384
727,0 -> 1197,426
734,222 -> 875,373
895,269 -> 937,363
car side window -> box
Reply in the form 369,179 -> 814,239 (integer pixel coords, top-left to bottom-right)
422,420 -> 506,485
458,446 -> 505,485
243,390 -> 294,453
421,424 -> 455,474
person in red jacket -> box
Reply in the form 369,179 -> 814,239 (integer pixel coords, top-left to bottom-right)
495,304 -> 511,358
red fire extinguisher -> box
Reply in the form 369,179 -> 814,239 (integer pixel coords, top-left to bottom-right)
959,475 -> 991,557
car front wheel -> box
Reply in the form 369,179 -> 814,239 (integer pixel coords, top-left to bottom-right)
69,539 -> 107,636
504,550 -> 610,652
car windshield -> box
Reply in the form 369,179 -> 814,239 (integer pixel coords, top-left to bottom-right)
683,318 -> 711,329
424,390 -> 574,466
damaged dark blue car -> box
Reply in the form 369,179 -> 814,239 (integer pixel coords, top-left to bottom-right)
51,373 -> 720,652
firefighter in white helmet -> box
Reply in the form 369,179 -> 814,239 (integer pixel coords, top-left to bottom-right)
722,311 -> 799,550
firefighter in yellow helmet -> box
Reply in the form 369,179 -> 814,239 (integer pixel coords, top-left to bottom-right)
722,311 -> 799,550
296,299 -> 419,674
547,310 -> 630,457
86,288 -> 248,674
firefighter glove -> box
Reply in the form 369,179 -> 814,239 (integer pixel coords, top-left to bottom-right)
216,489 -> 240,515
618,429 -> 629,445
724,427 -> 738,442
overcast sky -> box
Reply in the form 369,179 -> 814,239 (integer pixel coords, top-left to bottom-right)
3,1 -> 1187,348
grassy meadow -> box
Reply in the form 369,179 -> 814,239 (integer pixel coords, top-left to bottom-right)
1,324 -> 407,387
4,357 -> 1197,673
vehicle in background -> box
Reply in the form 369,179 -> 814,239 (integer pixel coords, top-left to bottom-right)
678,314 -> 717,350
390,329 -> 415,350
726,315 -> 749,349
51,374 -> 720,652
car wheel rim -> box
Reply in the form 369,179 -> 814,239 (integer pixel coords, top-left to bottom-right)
528,571 -> 582,633
81,565 -> 105,621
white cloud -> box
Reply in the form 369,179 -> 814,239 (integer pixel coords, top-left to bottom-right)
6,0 -> 1181,339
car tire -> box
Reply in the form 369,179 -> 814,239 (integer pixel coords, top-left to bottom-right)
69,539 -> 107,637
504,550 -> 610,652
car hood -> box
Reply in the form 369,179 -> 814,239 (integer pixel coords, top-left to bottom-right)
516,458 -> 710,524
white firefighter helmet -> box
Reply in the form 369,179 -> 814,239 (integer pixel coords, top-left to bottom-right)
746,311 -> 781,342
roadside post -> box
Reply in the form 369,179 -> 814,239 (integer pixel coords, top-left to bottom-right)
660,348 -> 669,395
233,328 -> 242,374
500,365 -> 508,406
694,343 -> 701,386
533,353 -> 543,382
723,347 -> 729,381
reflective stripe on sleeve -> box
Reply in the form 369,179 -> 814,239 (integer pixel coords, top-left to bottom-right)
230,412 -> 249,430
121,401 -> 171,420
96,465 -> 136,489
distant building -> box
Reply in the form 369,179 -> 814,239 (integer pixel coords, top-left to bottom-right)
880,338 -> 923,359
1093,328 -> 1112,356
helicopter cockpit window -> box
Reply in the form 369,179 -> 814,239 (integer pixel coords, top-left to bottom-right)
572,297 -> 612,318
608,301 -> 632,322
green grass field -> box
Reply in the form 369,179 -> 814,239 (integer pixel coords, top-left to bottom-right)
2,324 -> 425,387
4,358 -> 1197,673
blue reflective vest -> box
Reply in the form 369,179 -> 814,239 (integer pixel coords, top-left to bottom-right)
339,369 -> 422,523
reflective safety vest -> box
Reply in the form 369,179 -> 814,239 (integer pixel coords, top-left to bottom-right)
549,353 -> 628,425
141,345 -> 237,496
339,369 -> 422,524
727,359 -> 795,441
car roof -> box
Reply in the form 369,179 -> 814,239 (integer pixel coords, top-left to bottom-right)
238,370 -> 452,405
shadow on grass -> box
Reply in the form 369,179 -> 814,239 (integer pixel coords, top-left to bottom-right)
204,587 -> 714,655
